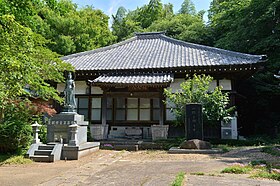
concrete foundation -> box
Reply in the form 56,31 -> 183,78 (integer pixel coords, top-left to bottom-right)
62,142 -> 100,160
168,147 -> 223,154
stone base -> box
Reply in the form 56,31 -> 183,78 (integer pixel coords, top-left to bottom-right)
47,112 -> 88,145
90,124 -> 108,140
61,142 -> 100,160
151,125 -> 169,141
168,147 -> 223,154
114,144 -> 139,151
180,139 -> 212,149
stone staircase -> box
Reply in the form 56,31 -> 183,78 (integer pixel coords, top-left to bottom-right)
28,143 -> 63,162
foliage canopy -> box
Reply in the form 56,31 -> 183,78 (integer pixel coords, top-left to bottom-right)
164,74 -> 234,125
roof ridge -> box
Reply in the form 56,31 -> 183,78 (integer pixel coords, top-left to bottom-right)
160,34 -> 266,60
102,72 -> 172,76
62,32 -> 266,61
134,31 -> 166,36
61,36 -> 137,60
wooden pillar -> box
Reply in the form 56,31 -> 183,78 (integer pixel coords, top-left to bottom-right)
159,88 -> 164,126
102,90 -> 107,126
87,82 -> 92,121
229,79 -> 236,107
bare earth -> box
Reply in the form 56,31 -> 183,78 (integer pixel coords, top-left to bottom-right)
1,147 -> 280,186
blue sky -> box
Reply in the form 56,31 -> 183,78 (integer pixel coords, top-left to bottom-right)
72,0 -> 212,22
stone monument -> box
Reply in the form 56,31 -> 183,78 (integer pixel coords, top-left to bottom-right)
185,103 -> 203,140
26,72 -> 99,162
47,72 -> 88,145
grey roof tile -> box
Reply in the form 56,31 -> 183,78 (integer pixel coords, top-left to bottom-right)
93,73 -> 173,85
62,32 -> 266,71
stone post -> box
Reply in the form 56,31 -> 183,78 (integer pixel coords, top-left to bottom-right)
31,121 -> 41,144
69,123 -> 78,146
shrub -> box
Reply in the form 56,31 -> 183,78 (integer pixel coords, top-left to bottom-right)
39,124 -> 47,144
0,100 -> 33,154
0,155 -> 33,165
249,160 -> 267,166
164,74 -> 234,126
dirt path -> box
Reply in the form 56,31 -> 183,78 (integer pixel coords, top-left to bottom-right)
0,147 -> 280,186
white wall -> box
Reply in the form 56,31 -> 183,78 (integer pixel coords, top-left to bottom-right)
209,80 -> 218,91
169,78 -> 185,93
168,78 -> 229,92
57,81 -> 88,94
57,81 -> 103,95
219,79 -> 232,90
91,86 -> 103,94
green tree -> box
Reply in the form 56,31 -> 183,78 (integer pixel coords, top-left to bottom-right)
0,15 -> 72,153
0,15 -> 72,107
164,74 -> 234,125
148,14 -> 209,44
34,4 -> 116,55
179,0 -> 196,15
208,0 -> 280,135
139,0 -> 163,28
0,0 -> 116,55
112,7 -> 142,42
162,3 -> 174,18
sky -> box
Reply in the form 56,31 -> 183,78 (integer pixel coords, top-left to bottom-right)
72,0 -> 212,23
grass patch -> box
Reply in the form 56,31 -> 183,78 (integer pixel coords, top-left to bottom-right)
190,172 -> 205,176
262,146 -> 280,157
221,165 -> 252,174
208,173 -> 223,177
210,139 -> 262,147
0,155 -> 32,165
251,171 -> 280,181
222,162 -> 280,181
249,160 -> 267,166
215,145 -> 232,153
171,172 -> 185,186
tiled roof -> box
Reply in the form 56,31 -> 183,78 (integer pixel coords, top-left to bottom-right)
62,32 -> 266,71
92,73 -> 173,85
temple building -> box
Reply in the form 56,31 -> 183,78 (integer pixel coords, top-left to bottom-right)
58,32 -> 266,140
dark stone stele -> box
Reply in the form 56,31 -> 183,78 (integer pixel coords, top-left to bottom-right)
185,104 -> 203,140
179,139 -> 212,150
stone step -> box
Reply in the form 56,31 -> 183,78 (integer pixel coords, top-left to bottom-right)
113,144 -> 139,151
30,155 -> 51,162
34,150 -> 52,156
38,145 -> 55,150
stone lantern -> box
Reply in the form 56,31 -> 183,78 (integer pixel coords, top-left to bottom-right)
31,121 -> 41,144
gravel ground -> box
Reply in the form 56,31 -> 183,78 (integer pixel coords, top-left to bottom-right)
0,147 -> 280,186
